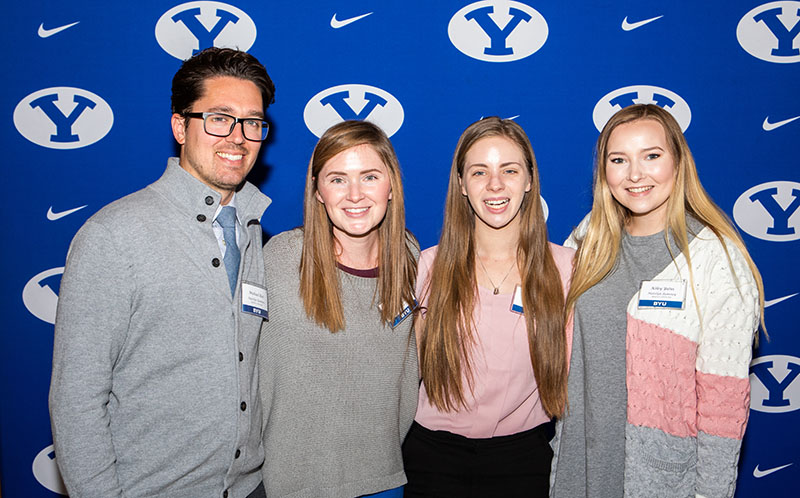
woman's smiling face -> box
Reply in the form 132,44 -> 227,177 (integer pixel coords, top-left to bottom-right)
460,135 -> 532,233
604,119 -> 677,236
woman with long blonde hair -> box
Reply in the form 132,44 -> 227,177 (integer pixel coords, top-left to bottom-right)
550,104 -> 764,497
258,120 -> 418,498
402,117 -> 574,497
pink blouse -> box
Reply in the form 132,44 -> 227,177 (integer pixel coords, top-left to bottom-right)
414,243 -> 574,438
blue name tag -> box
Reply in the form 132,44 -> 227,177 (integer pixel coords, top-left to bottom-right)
637,299 -> 683,309
242,304 -> 268,319
392,299 -> 417,328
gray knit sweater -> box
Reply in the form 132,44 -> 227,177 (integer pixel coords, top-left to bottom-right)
50,158 -> 269,498
258,229 -> 419,498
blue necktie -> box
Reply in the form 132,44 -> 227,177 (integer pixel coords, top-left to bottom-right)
216,206 -> 241,297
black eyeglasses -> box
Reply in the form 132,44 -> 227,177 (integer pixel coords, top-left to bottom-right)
184,112 -> 269,142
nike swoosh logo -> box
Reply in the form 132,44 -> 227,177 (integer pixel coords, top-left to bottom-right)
47,205 -> 87,221
753,463 -> 792,478
765,293 -> 799,308
38,21 -> 80,38
621,15 -> 663,31
762,115 -> 800,131
330,12 -> 372,29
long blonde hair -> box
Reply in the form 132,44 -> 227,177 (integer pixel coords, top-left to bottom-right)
299,120 -> 417,332
567,104 -> 765,335
419,117 -> 568,417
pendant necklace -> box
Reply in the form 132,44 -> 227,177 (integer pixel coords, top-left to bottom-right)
477,255 -> 516,295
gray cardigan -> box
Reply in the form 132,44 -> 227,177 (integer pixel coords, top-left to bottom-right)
50,158 -> 270,498
258,229 -> 419,498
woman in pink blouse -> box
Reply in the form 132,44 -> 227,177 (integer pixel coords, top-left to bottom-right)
402,117 -> 574,497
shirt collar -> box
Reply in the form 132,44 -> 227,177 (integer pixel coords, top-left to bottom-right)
213,194 -> 239,225
151,157 -> 270,224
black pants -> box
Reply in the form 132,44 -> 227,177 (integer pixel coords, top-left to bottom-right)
402,421 -> 554,498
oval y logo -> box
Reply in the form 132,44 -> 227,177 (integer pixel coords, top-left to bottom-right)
14,88 -> 113,150
448,1 -> 548,62
734,181 -> 800,241
592,85 -> 691,132
303,84 -> 405,138
23,267 -> 64,324
737,1 -> 800,63
540,195 -> 549,221
156,1 -> 257,60
32,444 -> 67,495
750,355 -> 800,413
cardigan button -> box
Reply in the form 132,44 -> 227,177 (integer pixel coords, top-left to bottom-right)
240,401 -> 247,411
212,258 -> 220,267
223,491 -> 228,498
239,352 -> 244,362
235,449 -> 241,459
205,196 -> 214,206
196,214 -> 206,222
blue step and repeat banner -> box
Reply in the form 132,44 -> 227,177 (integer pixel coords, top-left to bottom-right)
1,1 -> 798,496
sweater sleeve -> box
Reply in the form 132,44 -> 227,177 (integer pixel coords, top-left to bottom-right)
49,220 -> 133,498
694,239 -> 759,498
563,213 -> 591,249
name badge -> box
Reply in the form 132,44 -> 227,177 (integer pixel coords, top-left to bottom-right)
638,280 -> 686,310
392,299 -> 418,328
510,285 -> 524,314
241,282 -> 268,319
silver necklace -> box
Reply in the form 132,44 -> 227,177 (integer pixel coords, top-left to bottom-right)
476,255 -> 516,295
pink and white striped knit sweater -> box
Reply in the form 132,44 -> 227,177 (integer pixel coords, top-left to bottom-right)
552,226 -> 760,498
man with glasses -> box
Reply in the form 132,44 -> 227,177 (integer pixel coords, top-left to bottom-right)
50,47 -> 274,498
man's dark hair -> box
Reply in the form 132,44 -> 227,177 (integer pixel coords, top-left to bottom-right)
171,47 -> 275,116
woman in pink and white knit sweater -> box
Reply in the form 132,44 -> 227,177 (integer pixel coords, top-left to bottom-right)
550,104 -> 765,498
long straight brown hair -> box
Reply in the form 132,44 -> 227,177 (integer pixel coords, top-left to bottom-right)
418,117 -> 568,417
567,104 -> 765,335
299,120 -> 417,332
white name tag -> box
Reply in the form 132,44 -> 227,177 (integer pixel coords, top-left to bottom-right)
638,280 -> 686,310
510,285 -> 524,314
241,282 -> 268,319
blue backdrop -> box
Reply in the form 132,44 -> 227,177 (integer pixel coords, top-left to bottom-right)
2,1 -> 798,496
